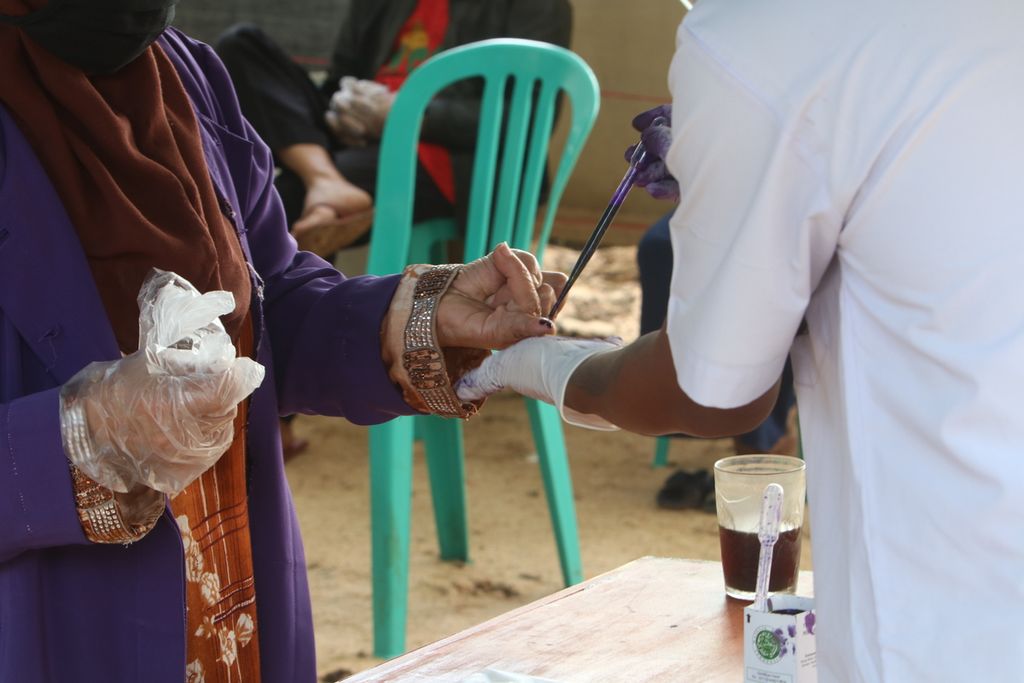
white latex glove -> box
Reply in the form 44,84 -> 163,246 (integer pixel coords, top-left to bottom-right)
327,76 -> 394,142
59,269 -> 265,495
455,336 -> 622,431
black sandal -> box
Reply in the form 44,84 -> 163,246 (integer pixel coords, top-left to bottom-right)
656,468 -> 716,512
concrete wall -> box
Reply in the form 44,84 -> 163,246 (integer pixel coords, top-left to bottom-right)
172,0 -> 351,65
172,0 -> 687,246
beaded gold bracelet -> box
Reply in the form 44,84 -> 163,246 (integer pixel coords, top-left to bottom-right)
402,264 -> 479,419
62,401 -> 161,545
68,465 -> 159,545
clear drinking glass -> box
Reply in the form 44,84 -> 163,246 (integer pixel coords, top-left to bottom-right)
713,455 -> 806,600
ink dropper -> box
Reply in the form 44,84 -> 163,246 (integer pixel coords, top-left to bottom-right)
752,483 -> 784,612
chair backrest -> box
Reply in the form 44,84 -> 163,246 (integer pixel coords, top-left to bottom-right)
366,38 -> 600,274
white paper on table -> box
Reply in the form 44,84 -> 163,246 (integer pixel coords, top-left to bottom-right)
460,669 -> 561,683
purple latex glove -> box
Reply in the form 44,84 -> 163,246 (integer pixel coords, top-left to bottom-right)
625,104 -> 679,202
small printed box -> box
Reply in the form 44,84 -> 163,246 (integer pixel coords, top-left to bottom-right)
743,595 -> 817,683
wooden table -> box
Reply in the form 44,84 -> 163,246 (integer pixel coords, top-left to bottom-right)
346,557 -> 813,682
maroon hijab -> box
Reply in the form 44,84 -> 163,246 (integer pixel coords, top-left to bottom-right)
0,0 -> 249,351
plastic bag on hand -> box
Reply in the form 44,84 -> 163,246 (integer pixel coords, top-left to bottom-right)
60,269 -> 265,495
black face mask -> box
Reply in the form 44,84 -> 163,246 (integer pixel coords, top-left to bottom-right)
0,0 -> 178,75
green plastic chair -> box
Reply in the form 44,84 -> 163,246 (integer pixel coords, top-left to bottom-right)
364,38 -> 600,658
653,435 -> 671,468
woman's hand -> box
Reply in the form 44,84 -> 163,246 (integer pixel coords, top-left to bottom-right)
437,243 -> 567,349
379,244 -> 566,415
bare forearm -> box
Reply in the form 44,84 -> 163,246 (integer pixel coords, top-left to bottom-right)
564,327 -> 780,436
278,143 -> 344,187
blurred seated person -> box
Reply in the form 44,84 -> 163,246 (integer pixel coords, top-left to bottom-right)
216,0 -> 573,256
218,0 -> 571,456
638,210 -> 797,510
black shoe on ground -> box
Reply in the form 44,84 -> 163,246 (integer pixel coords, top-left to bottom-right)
656,468 -> 716,512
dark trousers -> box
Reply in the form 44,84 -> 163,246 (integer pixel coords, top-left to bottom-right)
215,24 -> 454,231
637,210 -> 797,452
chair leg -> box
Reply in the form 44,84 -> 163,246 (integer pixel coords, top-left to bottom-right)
652,436 -> 671,468
419,415 -> 470,562
796,414 -> 804,460
369,417 -> 415,659
525,397 -> 583,586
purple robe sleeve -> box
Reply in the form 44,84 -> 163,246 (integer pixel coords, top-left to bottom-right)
176,36 -> 418,424
0,388 -> 88,562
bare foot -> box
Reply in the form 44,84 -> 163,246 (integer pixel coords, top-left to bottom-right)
280,417 -> 309,463
291,208 -> 375,257
292,176 -> 372,234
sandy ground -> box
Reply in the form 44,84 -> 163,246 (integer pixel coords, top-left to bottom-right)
284,245 -> 812,681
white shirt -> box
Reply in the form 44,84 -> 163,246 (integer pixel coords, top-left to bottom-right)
663,1 -> 1024,680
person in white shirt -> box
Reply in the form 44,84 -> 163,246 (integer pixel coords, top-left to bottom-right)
456,0 -> 1024,680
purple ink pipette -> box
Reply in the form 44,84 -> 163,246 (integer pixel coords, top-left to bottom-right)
547,117 -> 667,319
753,483 -> 785,612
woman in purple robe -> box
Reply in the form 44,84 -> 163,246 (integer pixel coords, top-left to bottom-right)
0,1 -> 562,681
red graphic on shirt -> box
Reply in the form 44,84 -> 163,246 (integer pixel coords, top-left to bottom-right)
375,0 -> 455,204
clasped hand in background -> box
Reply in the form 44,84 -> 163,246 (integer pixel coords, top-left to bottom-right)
325,76 -> 396,147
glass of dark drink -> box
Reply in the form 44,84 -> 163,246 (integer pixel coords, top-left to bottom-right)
712,455 -> 806,600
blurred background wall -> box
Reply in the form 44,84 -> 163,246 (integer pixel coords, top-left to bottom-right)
551,1 -> 684,245
172,0 -> 686,247
171,0 -> 349,67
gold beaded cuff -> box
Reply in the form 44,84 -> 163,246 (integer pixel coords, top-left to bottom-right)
62,401 -> 160,545
402,264 -> 478,419
69,465 -> 158,544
